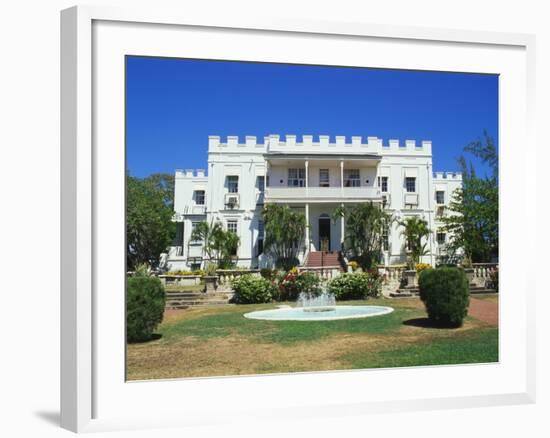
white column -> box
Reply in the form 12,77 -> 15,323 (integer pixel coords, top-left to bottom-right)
305,203 -> 310,253
305,159 -> 309,195
426,162 -> 435,266
264,160 -> 269,200
340,202 -> 345,251
340,160 -> 344,197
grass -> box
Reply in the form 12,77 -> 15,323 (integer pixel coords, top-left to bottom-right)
127,297 -> 498,380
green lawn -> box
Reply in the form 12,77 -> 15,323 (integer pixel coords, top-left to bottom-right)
127,297 -> 498,380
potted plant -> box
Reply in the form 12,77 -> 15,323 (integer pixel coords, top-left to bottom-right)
398,217 -> 432,289
403,257 -> 417,288
203,262 -> 218,293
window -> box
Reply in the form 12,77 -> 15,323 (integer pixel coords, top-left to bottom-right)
437,232 -> 446,245
405,177 -> 416,193
227,220 -> 238,235
344,169 -> 360,187
256,176 -> 265,192
319,169 -> 330,187
227,220 -> 238,256
382,226 -> 389,251
173,222 -> 184,247
287,168 -> 306,187
194,190 -> 205,205
436,190 -> 445,204
377,176 -> 388,192
257,220 -> 264,255
191,221 -> 202,242
227,175 -> 239,193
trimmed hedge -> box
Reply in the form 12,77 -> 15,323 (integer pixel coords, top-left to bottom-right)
418,267 -> 470,327
231,274 -> 277,304
127,276 -> 166,342
327,272 -> 381,300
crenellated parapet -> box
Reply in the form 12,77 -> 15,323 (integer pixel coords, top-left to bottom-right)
175,168 -> 207,178
208,134 -> 433,156
433,171 -> 462,180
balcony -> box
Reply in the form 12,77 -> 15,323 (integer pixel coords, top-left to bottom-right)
264,186 -> 382,203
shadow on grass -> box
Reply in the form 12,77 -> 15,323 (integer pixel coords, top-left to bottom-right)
127,333 -> 163,344
403,318 -> 462,329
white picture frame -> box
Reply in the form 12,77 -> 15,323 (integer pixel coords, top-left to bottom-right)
61,4 -> 536,433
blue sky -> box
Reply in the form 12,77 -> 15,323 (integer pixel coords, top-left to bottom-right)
126,56 -> 498,178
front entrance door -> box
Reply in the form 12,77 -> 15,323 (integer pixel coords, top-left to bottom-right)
319,217 -> 331,251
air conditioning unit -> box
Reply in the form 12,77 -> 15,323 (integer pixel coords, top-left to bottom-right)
224,193 -> 240,209
404,193 -> 418,206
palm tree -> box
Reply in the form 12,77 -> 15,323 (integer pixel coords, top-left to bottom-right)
332,202 -> 393,270
262,204 -> 306,271
397,216 -> 431,267
190,220 -> 240,269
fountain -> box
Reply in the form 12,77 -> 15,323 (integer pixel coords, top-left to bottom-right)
297,290 -> 336,312
243,287 -> 394,321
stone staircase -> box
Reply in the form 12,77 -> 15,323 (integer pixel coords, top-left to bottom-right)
304,251 -> 346,271
165,290 -> 233,309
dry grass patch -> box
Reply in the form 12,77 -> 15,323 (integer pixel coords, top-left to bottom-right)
127,297 -> 498,380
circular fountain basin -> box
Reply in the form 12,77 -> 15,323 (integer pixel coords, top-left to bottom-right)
243,305 -> 394,321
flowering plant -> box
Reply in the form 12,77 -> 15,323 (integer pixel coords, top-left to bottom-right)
415,263 -> 432,274
279,270 -> 321,301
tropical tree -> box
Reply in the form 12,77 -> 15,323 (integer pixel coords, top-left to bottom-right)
127,174 -> 175,270
262,204 -> 307,271
397,216 -> 431,267
332,202 -> 393,270
442,131 -> 498,262
144,173 -> 175,209
190,220 -> 240,269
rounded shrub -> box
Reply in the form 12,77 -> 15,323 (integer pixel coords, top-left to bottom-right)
327,272 -> 381,300
127,276 -> 166,343
231,274 -> 277,304
279,271 -> 322,301
418,267 -> 470,327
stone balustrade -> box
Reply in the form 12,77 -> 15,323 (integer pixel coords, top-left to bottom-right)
216,269 -> 261,292
298,266 -> 342,281
472,263 -> 498,278
158,274 -> 202,287
378,264 -> 407,282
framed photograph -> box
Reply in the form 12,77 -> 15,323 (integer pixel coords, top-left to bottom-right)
61,5 -> 536,433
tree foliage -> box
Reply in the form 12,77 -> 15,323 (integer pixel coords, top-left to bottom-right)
127,174 -> 175,271
190,221 -> 240,269
126,276 -> 166,342
442,131 -> 498,262
397,216 -> 431,267
262,204 -> 307,271
332,202 -> 392,270
418,267 -> 470,327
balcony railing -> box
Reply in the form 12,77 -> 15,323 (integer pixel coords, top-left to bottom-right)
265,186 -> 381,201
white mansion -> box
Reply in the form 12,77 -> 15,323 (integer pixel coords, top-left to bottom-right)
165,134 -> 462,271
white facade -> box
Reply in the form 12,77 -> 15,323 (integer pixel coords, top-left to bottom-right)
166,135 -> 462,270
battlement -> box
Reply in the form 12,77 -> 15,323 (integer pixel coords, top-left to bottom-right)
433,171 -> 462,181
175,168 -> 207,178
208,135 -> 432,155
